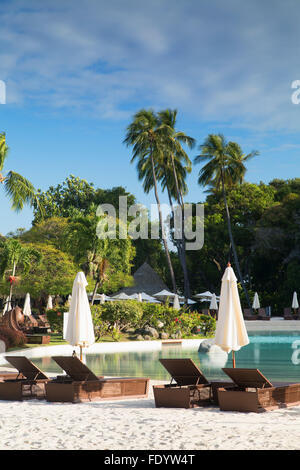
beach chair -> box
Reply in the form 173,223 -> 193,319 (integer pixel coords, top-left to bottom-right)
0,356 -> 49,400
45,356 -> 149,403
243,308 -> 257,320
284,307 -> 294,320
153,358 -> 235,409
218,368 -> 300,412
257,308 -> 270,320
284,307 -> 300,320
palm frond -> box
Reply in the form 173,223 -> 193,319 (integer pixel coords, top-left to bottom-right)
4,171 -> 37,211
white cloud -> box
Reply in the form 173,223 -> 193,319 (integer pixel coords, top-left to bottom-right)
0,0 -> 300,131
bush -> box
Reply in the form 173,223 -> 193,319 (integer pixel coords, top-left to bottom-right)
46,307 -> 68,334
140,303 -> 216,338
90,305 -> 110,340
99,300 -> 143,339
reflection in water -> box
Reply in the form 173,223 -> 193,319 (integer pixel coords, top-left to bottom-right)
28,331 -> 300,383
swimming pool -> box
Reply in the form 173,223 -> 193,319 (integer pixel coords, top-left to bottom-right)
29,330 -> 300,383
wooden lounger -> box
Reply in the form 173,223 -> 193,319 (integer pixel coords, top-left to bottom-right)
257,308 -> 271,320
0,356 -> 49,400
284,308 -> 300,320
153,358 -> 234,409
45,356 -> 149,403
243,309 -> 258,321
218,368 -> 300,412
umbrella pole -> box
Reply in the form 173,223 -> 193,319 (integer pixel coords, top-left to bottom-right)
80,345 -> 83,361
232,350 -> 236,368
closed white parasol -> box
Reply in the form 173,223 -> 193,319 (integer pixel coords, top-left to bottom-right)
65,272 -> 95,360
214,263 -> 249,367
23,293 -> 31,317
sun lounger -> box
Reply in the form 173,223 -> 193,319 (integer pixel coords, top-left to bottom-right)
0,356 -> 49,400
45,356 -> 149,403
218,368 -> 300,412
257,308 -> 271,320
284,307 -> 299,320
243,309 -> 258,320
284,307 -> 293,320
153,358 -> 235,408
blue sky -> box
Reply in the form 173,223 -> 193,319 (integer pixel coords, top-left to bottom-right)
1,0 -> 300,235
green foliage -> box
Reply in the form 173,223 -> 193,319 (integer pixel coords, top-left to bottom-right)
0,238 -> 42,279
32,175 -> 136,224
100,300 -> 143,337
46,307 -> 68,334
0,133 -> 37,211
90,304 -> 110,340
15,243 -> 77,299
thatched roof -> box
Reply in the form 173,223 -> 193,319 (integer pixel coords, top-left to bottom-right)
115,262 -> 169,296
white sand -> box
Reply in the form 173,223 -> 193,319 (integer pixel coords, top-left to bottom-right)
0,379 -> 300,450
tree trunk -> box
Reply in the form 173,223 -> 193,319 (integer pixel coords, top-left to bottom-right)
170,155 -> 191,300
220,174 -> 251,309
8,262 -> 16,303
150,152 -> 177,293
91,280 -> 99,305
166,180 -> 190,301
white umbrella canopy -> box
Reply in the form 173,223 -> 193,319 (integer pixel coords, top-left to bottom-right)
23,293 -> 31,317
172,294 -> 180,310
292,292 -> 299,310
128,292 -> 160,303
214,264 -> 249,367
46,295 -> 53,310
194,291 -> 213,299
252,292 -> 260,310
209,293 -> 218,310
153,290 -> 184,303
65,272 -> 95,359
111,292 -> 131,300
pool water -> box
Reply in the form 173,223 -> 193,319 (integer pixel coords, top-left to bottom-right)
30,331 -> 300,383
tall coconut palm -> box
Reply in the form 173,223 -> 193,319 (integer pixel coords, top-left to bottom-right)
157,109 -> 195,299
124,109 -> 177,293
194,134 -> 258,308
0,133 -> 37,211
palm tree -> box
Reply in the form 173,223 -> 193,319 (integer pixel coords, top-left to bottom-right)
124,109 -> 177,293
0,238 -> 42,302
194,134 -> 259,308
0,133 -> 37,211
157,109 -> 195,300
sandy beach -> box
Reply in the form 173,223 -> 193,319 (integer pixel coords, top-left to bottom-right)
0,379 -> 300,450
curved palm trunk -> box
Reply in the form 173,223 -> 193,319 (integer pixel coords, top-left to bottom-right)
220,173 -> 251,309
170,155 -> 190,300
166,176 -> 190,301
91,280 -> 99,306
150,153 -> 177,293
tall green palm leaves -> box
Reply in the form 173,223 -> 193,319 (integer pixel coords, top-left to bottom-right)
124,109 -> 177,293
157,109 -> 195,299
194,133 -> 258,307
0,133 -> 37,211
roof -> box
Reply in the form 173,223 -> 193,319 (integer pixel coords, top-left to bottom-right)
114,262 -> 169,296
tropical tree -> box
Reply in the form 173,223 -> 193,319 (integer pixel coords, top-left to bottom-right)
0,238 -> 42,302
194,134 -> 258,307
0,133 -> 37,211
157,109 -> 195,299
64,214 -> 134,303
124,109 -> 177,293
